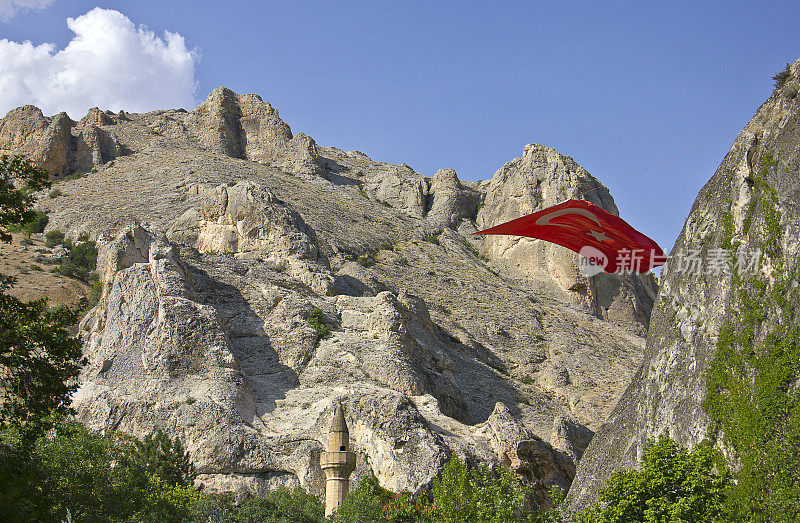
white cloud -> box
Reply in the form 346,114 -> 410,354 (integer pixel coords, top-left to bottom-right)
0,0 -> 55,22
0,7 -> 199,119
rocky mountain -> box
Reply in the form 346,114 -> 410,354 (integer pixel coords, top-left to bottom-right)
2,87 -> 657,504
568,58 -> 800,509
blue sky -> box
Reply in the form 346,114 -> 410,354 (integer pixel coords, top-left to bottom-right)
1,1 -> 798,251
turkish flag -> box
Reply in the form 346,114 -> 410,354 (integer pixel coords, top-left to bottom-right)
475,199 -> 665,274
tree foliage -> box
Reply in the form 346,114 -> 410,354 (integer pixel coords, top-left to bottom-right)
54,239 -> 98,280
577,435 -> 729,523
0,155 -> 84,437
0,288 -> 84,432
0,155 -> 50,243
429,456 -> 531,522
772,62 -> 793,89
0,417 -> 198,522
193,487 -> 324,523
333,457 -> 547,522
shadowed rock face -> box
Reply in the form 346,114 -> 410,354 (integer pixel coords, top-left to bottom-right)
3,87 -> 657,503
567,58 -> 800,510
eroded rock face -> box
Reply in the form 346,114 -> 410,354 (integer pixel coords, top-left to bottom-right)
477,144 -> 657,334
568,58 -> 800,509
167,180 -> 335,296
75,225 -> 587,502
186,87 -> 326,178
0,105 -> 126,176
427,168 -> 481,229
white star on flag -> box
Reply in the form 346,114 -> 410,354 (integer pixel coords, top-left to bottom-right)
588,229 -> 609,242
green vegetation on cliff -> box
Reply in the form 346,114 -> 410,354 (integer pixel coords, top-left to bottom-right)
704,152 -> 800,519
576,436 -> 729,522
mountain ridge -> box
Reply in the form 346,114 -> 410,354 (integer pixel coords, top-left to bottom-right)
2,86 -> 656,504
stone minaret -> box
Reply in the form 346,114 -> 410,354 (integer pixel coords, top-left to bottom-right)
320,400 -> 356,517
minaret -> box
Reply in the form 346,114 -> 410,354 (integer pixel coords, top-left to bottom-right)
320,400 -> 357,517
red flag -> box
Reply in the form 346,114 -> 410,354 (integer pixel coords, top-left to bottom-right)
475,199 -> 665,274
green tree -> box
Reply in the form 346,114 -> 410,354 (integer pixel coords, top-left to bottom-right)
772,62 -> 792,89
0,155 -> 50,243
0,291 -> 84,431
132,428 -> 196,487
577,435 -> 729,523
332,472 -> 395,523
429,456 -> 531,522
193,487 -> 324,523
0,155 -> 84,437
54,239 -> 98,280
0,417 -> 199,522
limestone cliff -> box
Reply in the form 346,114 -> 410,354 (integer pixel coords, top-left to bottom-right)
2,87 -> 658,504
568,58 -> 800,509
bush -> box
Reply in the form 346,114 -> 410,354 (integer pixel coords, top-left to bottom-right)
7,209 -> 48,237
54,240 -> 97,280
773,62 -> 792,89
379,242 -> 394,251
424,235 -> 440,245
356,253 -> 375,268
48,188 -> 62,198
45,229 -> 65,247
0,155 -> 50,242
334,457 -> 544,522
577,435 -> 729,522
306,308 -> 329,348
332,472 -> 395,523
430,455 -> 532,522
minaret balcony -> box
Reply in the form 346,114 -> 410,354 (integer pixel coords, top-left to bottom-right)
321,450 -> 357,470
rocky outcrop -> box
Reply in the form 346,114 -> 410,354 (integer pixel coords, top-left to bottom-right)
185,87 -> 326,178
426,168 -> 481,229
568,58 -> 800,509
1,87 -> 658,503
167,180 -> 335,295
74,225 -> 590,502
0,105 -> 126,176
477,144 -> 657,334
362,163 -> 429,218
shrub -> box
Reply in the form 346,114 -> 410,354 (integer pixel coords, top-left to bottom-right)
45,229 -> 65,247
48,188 -> 63,198
306,308 -> 329,348
356,253 -> 375,268
429,456 -> 532,522
54,240 -> 97,280
424,235 -> 440,245
195,487 -> 324,522
773,62 -> 792,89
332,472 -> 395,522
379,242 -> 394,251
0,155 -> 50,242
1,418 -> 197,522
7,209 -> 48,237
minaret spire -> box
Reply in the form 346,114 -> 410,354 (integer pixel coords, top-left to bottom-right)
320,399 -> 357,517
